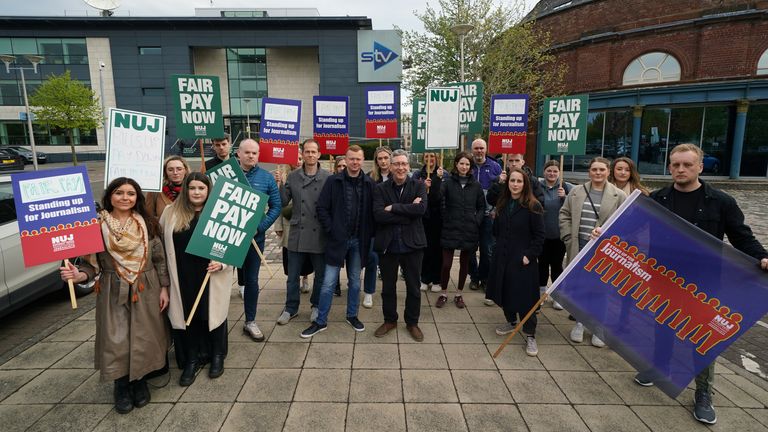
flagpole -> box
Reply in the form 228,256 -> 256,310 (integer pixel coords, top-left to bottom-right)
492,293 -> 549,358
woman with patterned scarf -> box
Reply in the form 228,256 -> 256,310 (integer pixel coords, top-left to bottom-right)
59,177 -> 170,415
145,155 -> 190,218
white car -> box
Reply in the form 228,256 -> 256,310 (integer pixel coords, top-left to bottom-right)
0,175 -> 94,317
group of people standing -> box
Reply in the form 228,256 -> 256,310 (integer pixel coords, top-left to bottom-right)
59,134 -> 768,426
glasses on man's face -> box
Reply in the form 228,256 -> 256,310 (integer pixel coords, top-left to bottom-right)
392,162 -> 409,167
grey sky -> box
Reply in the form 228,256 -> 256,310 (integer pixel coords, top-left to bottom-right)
2,0 -> 538,31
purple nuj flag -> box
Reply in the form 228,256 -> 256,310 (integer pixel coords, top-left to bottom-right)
550,191 -> 768,398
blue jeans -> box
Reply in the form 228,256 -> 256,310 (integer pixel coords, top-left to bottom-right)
284,251 -> 324,315
316,238 -> 362,326
469,215 -> 494,282
363,243 -> 378,295
243,238 -> 265,322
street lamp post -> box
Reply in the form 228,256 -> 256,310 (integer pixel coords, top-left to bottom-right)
450,23 -> 474,151
1,54 -> 45,171
243,98 -> 252,138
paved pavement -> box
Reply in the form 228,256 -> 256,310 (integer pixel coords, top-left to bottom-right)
2,160 -> 768,431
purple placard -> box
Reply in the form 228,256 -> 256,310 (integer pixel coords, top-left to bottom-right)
313,96 -> 350,154
550,191 -> 768,398
489,94 -> 529,154
259,97 -> 302,145
365,85 -> 398,139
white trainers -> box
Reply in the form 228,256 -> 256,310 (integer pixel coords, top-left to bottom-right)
362,293 -> 373,309
239,285 -> 245,300
300,278 -> 310,293
484,298 -> 495,306
552,301 -> 564,310
420,283 -> 429,292
276,310 -> 297,325
525,336 -> 539,356
430,284 -> 442,293
591,334 -> 606,348
310,306 -> 319,322
243,321 -> 264,341
570,322 -> 584,343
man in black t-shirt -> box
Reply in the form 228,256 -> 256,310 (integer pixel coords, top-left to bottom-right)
204,133 -> 232,172
644,143 -> 768,425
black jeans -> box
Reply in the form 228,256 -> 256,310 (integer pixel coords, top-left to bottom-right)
380,250 -> 424,326
538,238 -> 567,287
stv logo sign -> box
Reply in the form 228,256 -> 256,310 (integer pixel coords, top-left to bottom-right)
361,41 -> 399,70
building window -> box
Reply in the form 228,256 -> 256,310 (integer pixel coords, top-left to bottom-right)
622,52 -> 681,86
0,121 -> 97,146
558,110 -> 631,173
758,49 -> 768,75
226,48 -> 267,117
222,11 -> 266,17
743,104 -> 768,177
142,88 -> 164,96
0,37 -> 88,66
139,47 -> 162,55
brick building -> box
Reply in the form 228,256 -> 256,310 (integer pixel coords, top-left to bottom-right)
528,0 -> 768,178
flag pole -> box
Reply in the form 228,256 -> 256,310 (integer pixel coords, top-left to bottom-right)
492,293 -> 549,358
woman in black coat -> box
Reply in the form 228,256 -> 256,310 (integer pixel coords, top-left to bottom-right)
486,168 -> 545,357
413,152 -> 444,292
437,151 -> 485,309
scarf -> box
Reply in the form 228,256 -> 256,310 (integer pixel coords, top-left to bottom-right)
88,210 -> 149,303
162,183 -> 182,202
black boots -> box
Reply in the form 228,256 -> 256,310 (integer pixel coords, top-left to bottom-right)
113,376 -> 133,414
131,378 -> 151,408
179,360 -> 201,386
209,354 -> 225,379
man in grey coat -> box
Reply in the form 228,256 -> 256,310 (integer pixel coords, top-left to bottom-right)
275,139 -> 331,324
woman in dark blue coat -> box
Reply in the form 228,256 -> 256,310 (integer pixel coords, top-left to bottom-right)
486,168 -> 545,356
437,151 -> 485,309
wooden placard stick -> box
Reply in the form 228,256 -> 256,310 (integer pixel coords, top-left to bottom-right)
185,271 -> 211,325
251,239 -> 276,277
492,293 -> 549,358
559,154 -> 565,188
199,138 -> 206,174
64,258 -> 77,309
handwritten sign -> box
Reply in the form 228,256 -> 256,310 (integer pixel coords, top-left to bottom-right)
105,108 -> 166,192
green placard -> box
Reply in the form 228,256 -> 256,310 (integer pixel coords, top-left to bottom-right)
206,158 -> 248,186
540,94 -> 589,155
171,74 -> 225,139
447,81 -> 484,136
185,177 -> 268,267
410,98 -> 426,153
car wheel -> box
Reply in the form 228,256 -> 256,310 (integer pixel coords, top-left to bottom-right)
63,257 -> 96,296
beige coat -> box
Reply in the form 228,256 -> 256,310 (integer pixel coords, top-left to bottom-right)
80,227 -> 170,382
559,181 -> 627,264
160,208 -> 233,331
146,191 -> 173,219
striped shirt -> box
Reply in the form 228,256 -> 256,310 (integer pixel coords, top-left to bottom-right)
578,188 -> 603,249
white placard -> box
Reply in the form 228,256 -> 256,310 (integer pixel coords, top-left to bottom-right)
425,87 -> 462,150
368,90 -> 395,105
493,99 -> 527,115
18,173 -> 86,203
264,103 -> 299,122
315,101 -> 347,117
105,108 -> 166,192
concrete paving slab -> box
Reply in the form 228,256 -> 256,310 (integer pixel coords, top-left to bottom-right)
518,403 -> 590,432
532,323 -> 570,344
146,368 -> 187,403
76,308 -> 96,320
574,404 -> 652,432
63,370 -> 111,403
0,341 -> 79,370
465,305 -> 506,323
349,369 -> 402,403
238,369 -> 300,402
156,402 -> 232,432
722,373 -> 768,406
707,406 -> 768,431
3,369 -> 92,404
352,343 -> 400,369
51,341 -> 94,369
536,345 -> 593,371
491,343 -> 546,370
598,371 -> 682,405
443,343 -> 496,370
675,386 -> 736,407
225,341 -> 264,369
346,402 -> 406,432
282,402 -> 346,432
0,369 -> 42,402
43,320 -> 95,342
27,403 -> 111,432
254,342 -> 309,369
574,345 -> 635,371
631,405 -> 716,431
220,402 -> 290,432
713,375 -> 764,408
436,323 -> 484,344
500,370 -> 569,403
452,370 -> 513,403
304,343 -> 354,368
405,403 -> 468,432
476,323 -> 524,345
396,322 -> 439,343
402,369 -> 458,403
180,368 -> 250,402
93,402 -> 174,432
355,324 -> 398,343
462,403 -> 528,432
431,304 -> 474,323
399,343 -> 447,369
266,320 -> 308,343
293,369 -> 351,402
310,323 -> 358,343
745,408 -> 768,428
0,404 -> 54,432
550,370 -> 624,404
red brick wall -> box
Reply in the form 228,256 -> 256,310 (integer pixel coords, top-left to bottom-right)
532,0 -> 768,93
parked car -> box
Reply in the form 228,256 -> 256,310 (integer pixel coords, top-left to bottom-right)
703,154 -> 720,174
0,150 -> 25,172
3,146 -> 47,165
0,175 -> 94,318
